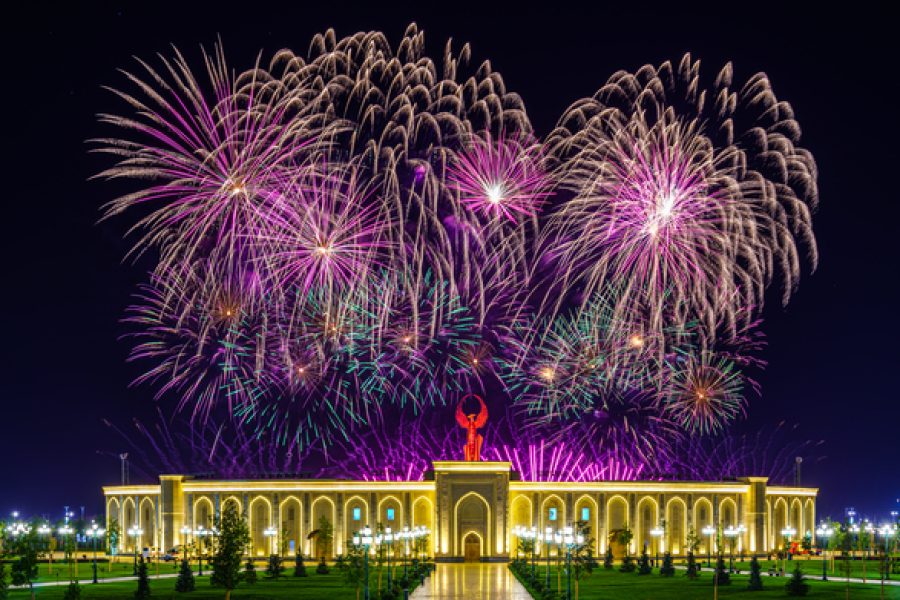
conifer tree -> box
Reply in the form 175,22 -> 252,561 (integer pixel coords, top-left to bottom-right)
62,582 -> 81,600
747,556 -> 763,591
266,554 -> 284,579
637,550 -> 652,574
785,563 -> 809,596
294,553 -> 308,577
685,551 -> 700,579
660,552 -> 675,576
603,546 -> 614,570
714,555 -> 731,586
209,504 -> 250,600
242,558 -> 257,584
175,558 -> 195,592
619,553 -> 635,573
134,556 -> 151,599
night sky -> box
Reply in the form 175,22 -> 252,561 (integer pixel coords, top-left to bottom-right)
2,2 -> 897,521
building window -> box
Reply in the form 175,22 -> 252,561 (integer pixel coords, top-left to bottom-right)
549,507 -> 557,521
288,508 -> 295,521
353,507 -> 361,521
387,508 -> 395,521
581,507 -> 590,521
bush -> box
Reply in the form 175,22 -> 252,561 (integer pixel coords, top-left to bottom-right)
265,554 -> 284,579
243,558 -> 257,584
293,553 -> 307,577
62,582 -> 82,600
316,557 -> 330,574
748,556 -> 764,591
175,558 -> 195,592
785,564 -> 809,596
0,561 -> 8,600
134,557 -> 151,599
660,552 -> 675,576
619,554 -> 635,573
603,546 -> 614,570
637,550 -> 652,575
714,556 -> 731,586
685,552 -> 700,579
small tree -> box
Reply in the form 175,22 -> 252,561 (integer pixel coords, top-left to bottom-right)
637,550 -> 652,575
0,561 -> 8,600
266,554 -> 284,579
210,504 -> 250,600
685,551 -> 700,579
10,527 -> 41,600
134,556 -> 151,599
242,558 -> 257,584
316,556 -> 330,574
175,558 -> 195,592
714,555 -> 731,586
685,527 -> 701,555
62,582 -> 81,600
659,552 -> 675,576
344,545 -> 366,600
619,554 -> 635,573
603,546 -> 614,570
294,552 -> 308,577
748,556 -> 764,591
617,528 -> 633,558
785,563 -> 809,596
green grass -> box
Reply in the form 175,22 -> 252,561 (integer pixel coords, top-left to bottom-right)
725,556 -> 898,582
8,572 -> 364,599
511,564 -> 900,599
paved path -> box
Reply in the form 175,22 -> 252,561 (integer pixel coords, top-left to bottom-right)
411,563 -> 531,599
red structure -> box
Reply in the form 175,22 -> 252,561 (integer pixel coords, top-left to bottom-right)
456,394 -> 489,461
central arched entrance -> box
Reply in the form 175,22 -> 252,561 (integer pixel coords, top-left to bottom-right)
464,533 -> 481,562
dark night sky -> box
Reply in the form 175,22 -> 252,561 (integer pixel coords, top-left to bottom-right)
1,2 -> 897,521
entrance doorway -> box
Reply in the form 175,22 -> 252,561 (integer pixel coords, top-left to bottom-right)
463,533 -> 481,562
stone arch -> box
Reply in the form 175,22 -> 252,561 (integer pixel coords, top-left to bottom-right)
790,498 -> 803,534
693,498 -> 713,553
310,496 -> 336,558
139,497 -> 156,551
378,495 -> 403,528
279,496 -> 302,556
461,530 -> 483,562
122,497 -> 137,551
510,494 -> 533,554
193,497 -> 214,530
803,499 -> 815,539
222,495 -> 242,516
666,497 -> 687,556
773,498 -> 788,549
454,491 -> 490,557
719,497 -> 738,528
344,495 -> 369,543
540,494 -> 566,534
412,496 -> 434,553
605,495 -> 629,557
636,496 -> 658,555
248,496 -> 272,557
574,495 -> 599,553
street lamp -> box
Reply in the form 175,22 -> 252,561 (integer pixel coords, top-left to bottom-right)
544,527 -> 554,589
126,525 -> 143,576
877,524 -> 897,582
351,526 -> 374,600
86,522 -> 106,584
194,526 -> 214,576
815,523 -> 833,581
58,523 -> 75,579
723,526 -> 739,573
36,524 -> 53,575
781,526 -> 796,575
560,525 -> 584,600
264,525 -> 278,556
702,525 -> 716,568
650,526 -> 664,569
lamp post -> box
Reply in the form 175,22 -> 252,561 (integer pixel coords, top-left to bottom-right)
179,526 -> 192,570
59,523 -> 75,580
702,525 -> 716,569
544,527 -> 554,589
264,525 -> 278,557
723,526 -> 739,573
193,526 -> 208,576
37,524 -> 53,575
384,527 -> 395,588
126,525 -> 143,576
560,525 -> 583,600
815,524 -> 833,581
86,522 -> 106,584
352,526 -> 374,600
781,526 -> 796,575
877,524 -> 897,582
650,526 -> 664,569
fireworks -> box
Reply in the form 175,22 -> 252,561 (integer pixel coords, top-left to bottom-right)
97,30 -> 819,467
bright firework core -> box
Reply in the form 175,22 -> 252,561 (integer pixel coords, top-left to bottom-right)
97,27 -> 818,479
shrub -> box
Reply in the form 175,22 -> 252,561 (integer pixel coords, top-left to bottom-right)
175,558 -> 195,592
316,557 -> 330,574
748,556 -> 764,591
265,554 -> 284,579
603,546 -> 614,570
293,553 -> 307,577
134,556 -> 151,599
637,550 -> 652,575
243,558 -> 257,584
714,556 -> 731,586
660,552 -> 675,576
619,554 -> 635,573
785,564 -> 809,596
62,582 -> 82,600
685,552 -> 700,579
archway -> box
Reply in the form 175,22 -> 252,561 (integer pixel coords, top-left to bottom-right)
454,492 -> 489,558
463,532 -> 482,562
280,496 -> 302,556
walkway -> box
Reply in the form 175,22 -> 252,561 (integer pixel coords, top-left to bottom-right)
411,563 -> 531,599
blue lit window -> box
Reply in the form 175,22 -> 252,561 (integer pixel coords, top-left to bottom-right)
581,507 -> 590,521
353,507 -> 361,521
387,508 -> 395,521
549,508 -> 557,521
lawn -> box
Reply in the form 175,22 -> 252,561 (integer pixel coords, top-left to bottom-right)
511,564 -> 900,599
7,572 -> 364,599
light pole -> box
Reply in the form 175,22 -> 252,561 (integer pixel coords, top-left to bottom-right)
560,525 -> 584,600
352,526 -> 374,600
702,525 -> 716,569
264,525 -> 278,558
781,526 -> 796,575
544,527 -> 554,589
59,523 -> 75,580
650,526 -> 664,569
815,524 -> 833,581
384,527 -> 395,588
37,524 -> 52,575
126,525 -> 143,576
86,522 -> 106,584
723,526 -> 739,573
877,524 -> 897,582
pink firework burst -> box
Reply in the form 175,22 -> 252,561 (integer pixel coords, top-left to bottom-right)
665,352 -> 747,434
447,132 -> 551,223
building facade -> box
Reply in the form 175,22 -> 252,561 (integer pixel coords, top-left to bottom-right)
103,462 -> 817,561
